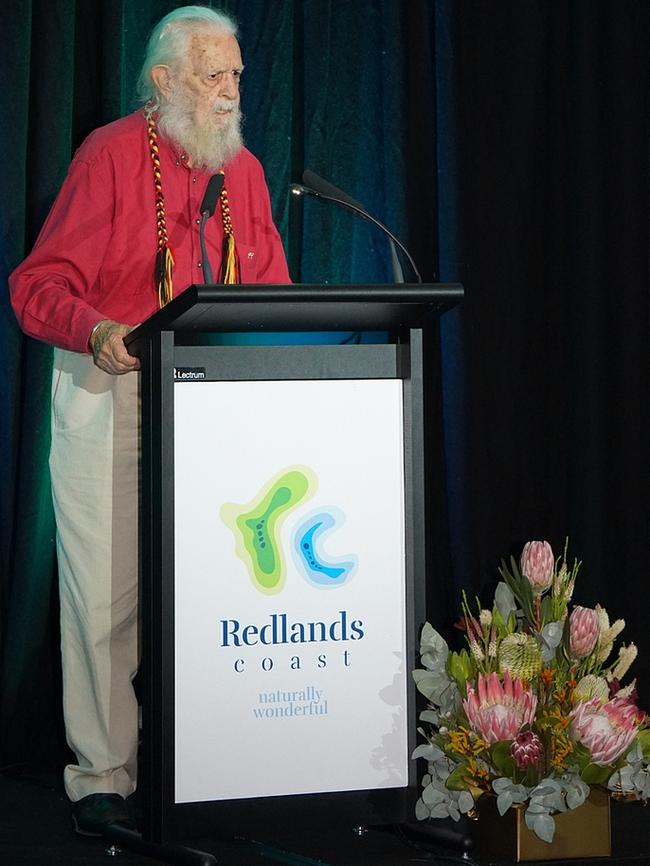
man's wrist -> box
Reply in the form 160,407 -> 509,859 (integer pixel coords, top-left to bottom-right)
88,319 -> 108,351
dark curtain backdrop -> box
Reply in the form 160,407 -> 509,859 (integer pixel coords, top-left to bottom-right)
1,1 -> 648,768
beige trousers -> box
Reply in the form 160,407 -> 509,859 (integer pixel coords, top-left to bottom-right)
49,349 -> 139,801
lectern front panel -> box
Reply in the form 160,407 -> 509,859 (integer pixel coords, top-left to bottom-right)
173,378 -> 407,803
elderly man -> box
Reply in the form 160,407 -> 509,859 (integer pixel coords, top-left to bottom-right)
10,5 -> 289,835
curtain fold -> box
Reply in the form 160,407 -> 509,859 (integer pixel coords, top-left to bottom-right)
1,0 -> 648,765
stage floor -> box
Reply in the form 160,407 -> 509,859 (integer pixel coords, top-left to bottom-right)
1,767 -> 649,865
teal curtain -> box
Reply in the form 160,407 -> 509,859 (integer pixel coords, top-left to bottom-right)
2,1 -> 649,765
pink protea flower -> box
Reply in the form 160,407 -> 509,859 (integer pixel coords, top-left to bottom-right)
520,540 -> 554,594
511,730 -> 544,770
570,696 -> 645,766
463,671 -> 537,744
569,606 -> 600,659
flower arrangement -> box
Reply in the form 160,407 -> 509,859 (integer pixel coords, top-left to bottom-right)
413,540 -> 650,843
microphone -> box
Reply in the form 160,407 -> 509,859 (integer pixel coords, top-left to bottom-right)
200,172 -> 224,216
199,173 -> 225,284
290,170 -> 421,283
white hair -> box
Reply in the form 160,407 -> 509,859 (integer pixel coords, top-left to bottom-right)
137,5 -> 238,106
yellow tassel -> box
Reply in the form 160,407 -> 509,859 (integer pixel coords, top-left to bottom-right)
156,244 -> 175,307
221,233 -> 239,284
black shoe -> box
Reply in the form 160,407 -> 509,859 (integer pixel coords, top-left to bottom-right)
71,793 -> 136,837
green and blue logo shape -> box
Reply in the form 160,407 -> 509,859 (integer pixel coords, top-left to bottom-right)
220,466 -> 357,595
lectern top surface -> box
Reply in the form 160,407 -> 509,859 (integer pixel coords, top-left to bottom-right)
124,282 -> 463,347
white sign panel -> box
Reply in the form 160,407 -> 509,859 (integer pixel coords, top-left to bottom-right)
174,379 -> 407,803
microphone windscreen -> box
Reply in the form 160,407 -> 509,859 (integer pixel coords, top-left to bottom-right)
302,169 -> 364,210
200,173 -> 225,217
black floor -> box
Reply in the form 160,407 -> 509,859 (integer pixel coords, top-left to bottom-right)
2,767 -> 650,866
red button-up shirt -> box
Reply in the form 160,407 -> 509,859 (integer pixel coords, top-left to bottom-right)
9,110 -> 290,353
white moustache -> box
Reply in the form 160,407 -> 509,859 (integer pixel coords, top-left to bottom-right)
213,101 -> 237,114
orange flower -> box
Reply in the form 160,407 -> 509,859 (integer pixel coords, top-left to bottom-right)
540,668 -> 555,687
447,726 -> 488,757
550,734 -> 574,767
466,757 -> 492,786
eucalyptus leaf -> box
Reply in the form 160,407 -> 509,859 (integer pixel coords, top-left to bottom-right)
494,581 -> 517,622
412,743 -> 445,762
492,776 -> 513,794
566,785 -> 587,810
415,798 -> 430,821
419,624 -> 449,669
496,791 -> 513,815
531,813 -> 555,843
412,670 -> 439,699
419,709 -> 440,724
608,766 -> 634,791
538,621 -> 564,662
422,784 -> 446,807
458,790 -> 475,813
626,741 -> 644,765
419,621 -> 437,649
531,781 -> 561,797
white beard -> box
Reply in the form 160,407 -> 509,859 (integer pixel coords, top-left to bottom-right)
157,96 -> 244,172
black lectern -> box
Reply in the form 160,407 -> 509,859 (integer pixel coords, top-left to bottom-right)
124,283 -> 463,850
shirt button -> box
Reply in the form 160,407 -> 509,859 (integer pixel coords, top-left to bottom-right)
192,177 -> 197,183
195,218 -> 200,225
198,262 -> 202,268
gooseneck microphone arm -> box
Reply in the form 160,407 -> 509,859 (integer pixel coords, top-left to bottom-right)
290,171 -> 422,283
199,173 -> 225,284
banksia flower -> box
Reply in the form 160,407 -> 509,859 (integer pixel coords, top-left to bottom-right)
573,674 -> 609,705
511,730 -> 544,770
498,633 -> 543,680
570,696 -> 645,765
615,679 -> 638,702
609,643 -> 638,683
463,671 -> 537,744
569,606 -> 600,659
596,605 -> 625,663
520,540 -> 554,594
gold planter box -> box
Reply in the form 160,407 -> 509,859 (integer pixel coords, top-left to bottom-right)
471,786 -> 611,862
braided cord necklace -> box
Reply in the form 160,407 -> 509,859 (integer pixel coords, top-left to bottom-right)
146,112 -> 239,307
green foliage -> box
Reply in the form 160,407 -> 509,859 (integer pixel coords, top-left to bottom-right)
447,649 -> 475,695
580,763 -> 613,785
445,764 -> 470,791
636,728 -> 650,759
499,556 -> 535,625
490,740 -> 516,778
570,742 -> 593,772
